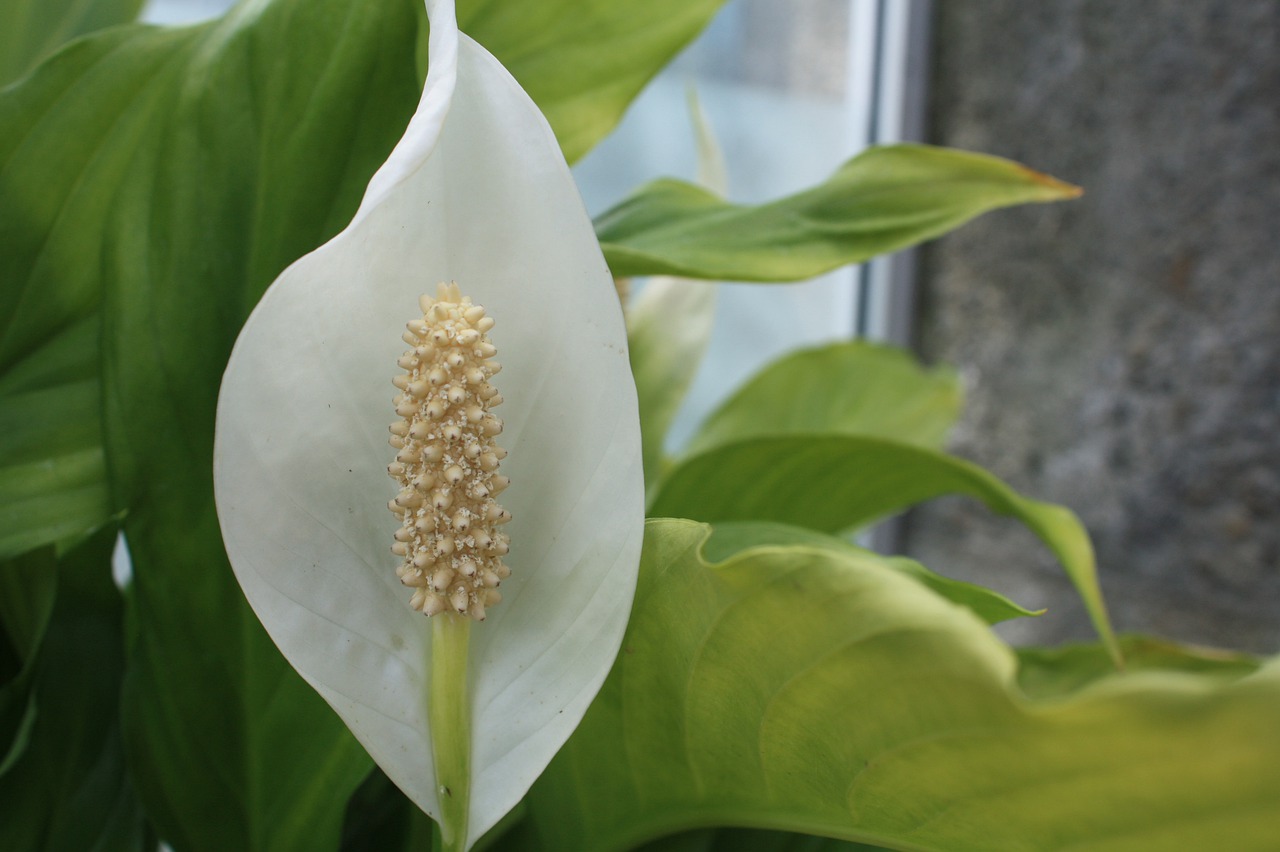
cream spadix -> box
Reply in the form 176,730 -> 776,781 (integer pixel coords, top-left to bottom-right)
212,0 -> 644,847
389,283 -> 510,622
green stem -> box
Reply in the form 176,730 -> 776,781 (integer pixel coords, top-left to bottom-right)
430,613 -> 472,851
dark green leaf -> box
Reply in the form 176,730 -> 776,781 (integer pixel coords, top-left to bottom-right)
340,768 -> 437,852
0,546 -> 55,775
596,144 -> 1081,281
685,341 -> 961,457
651,435 -> 1117,662
0,0 -> 144,87
527,520 -> 1280,851
0,529 -> 148,851
1,2 -> 422,846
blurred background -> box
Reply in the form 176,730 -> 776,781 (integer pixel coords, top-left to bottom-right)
912,2 -> 1279,653
145,0 -> 1279,653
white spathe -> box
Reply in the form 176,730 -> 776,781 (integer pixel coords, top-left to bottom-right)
212,0 -> 644,847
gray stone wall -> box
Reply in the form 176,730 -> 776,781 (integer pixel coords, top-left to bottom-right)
908,1 -> 1280,653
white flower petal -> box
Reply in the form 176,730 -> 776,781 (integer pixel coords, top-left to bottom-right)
213,0 -> 643,845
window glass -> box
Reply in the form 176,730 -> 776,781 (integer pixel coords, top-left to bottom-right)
574,0 -> 859,449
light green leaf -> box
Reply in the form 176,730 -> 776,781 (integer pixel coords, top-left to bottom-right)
596,144 -> 1082,281
527,520 -> 1280,851
215,2 -> 643,850
0,0 -> 144,86
0,529 -> 147,851
0,317 -> 111,560
685,341 -> 961,457
460,0 -> 728,162
628,278 -> 716,492
703,521 -> 1040,626
650,435 -> 1117,662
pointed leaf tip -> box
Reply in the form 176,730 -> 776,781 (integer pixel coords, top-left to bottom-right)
1021,165 -> 1084,199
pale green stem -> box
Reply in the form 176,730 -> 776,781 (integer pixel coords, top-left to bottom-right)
430,613 -> 472,851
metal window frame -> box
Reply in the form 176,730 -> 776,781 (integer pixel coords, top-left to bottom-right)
847,0 -> 934,552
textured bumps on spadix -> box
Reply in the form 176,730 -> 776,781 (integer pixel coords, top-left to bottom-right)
388,282 -> 510,621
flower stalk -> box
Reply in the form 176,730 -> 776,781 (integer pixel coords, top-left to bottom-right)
430,613 -> 472,851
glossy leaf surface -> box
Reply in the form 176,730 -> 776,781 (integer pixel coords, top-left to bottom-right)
527,520 -> 1280,851
596,145 -> 1082,281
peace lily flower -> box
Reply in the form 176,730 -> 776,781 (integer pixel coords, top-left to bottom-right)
212,0 -> 644,848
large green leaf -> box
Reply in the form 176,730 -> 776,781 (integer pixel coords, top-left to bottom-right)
526,520 -> 1280,851
0,529 -> 147,851
1,3 -> 428,847
685,341 -> 961,457
650,435 -> 1117,662
0,0 -> 144,86
596,144 -> 1081,281
0,317 -> 112,560
459,0 -> 728,162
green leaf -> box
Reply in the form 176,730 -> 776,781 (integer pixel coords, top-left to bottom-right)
703,521 -> 1040,626
633,827 -> 886,851
527,520 -> 1280,851
651,435 -> 1117,662
0,529 -> 148,851
685,341 -> 961,457
0,317 -> 112,560
596,144 -> 1082,281
628,278 -> 717,491
0,546 -> 56,776
460,0 -> 729,162
1,1 -> 430,846
0,0 -> 144,86
653,435 -> 1113,658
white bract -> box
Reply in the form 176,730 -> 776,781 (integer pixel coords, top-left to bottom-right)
212,0 -> 644,847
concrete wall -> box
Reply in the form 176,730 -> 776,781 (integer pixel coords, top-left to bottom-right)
907,2 -> 1280,653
